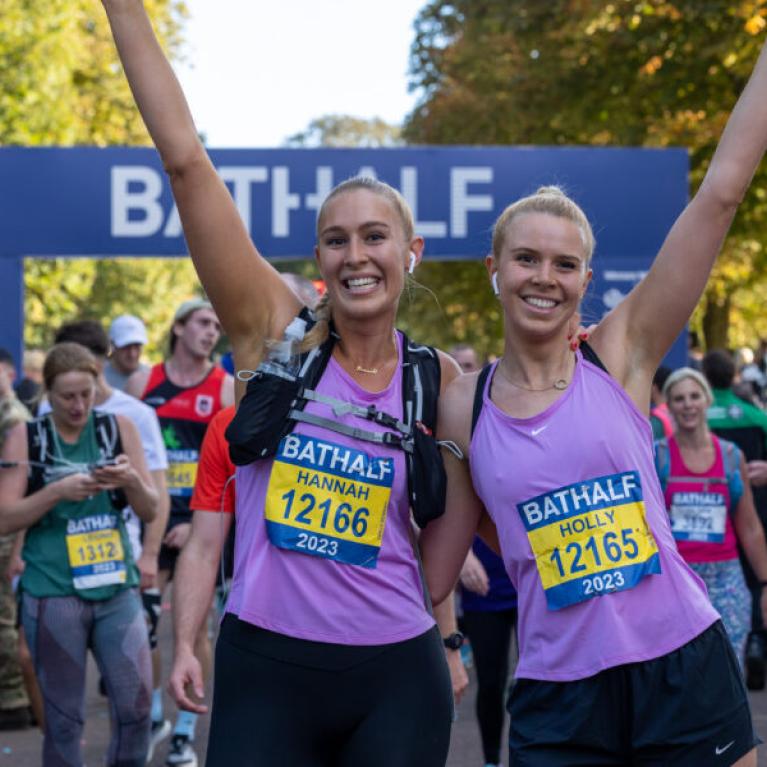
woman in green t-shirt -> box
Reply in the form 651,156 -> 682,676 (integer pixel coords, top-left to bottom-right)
0,342 -> 158,767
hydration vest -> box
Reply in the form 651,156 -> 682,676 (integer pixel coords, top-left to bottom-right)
26,411 -> 128,511
225,310 -> 445,528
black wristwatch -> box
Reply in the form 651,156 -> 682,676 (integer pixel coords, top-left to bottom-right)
442,631 -> 464,651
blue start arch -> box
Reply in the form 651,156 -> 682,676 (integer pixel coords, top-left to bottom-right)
0,146 -> 688,368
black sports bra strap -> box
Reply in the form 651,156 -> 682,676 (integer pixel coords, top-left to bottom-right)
579,340 -> 608,374
471,364 -> 494,438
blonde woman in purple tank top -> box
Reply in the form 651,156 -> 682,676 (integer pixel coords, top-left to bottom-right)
100,3 -> 468,764
422,37 -> 767,767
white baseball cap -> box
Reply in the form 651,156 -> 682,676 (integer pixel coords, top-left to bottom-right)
109,315 -> 149,348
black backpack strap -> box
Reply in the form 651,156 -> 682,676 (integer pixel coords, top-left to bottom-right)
26,416 -> 52,495
400,331 -> 441,433
579,340 -> 608,374
471,364 -> 494,438
93,411 -> 128,511
93,411 -> 122,459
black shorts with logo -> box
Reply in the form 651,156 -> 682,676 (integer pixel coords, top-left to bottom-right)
509,620 -> 759,766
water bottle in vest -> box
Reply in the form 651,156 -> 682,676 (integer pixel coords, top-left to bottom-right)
257,316 -> 307,381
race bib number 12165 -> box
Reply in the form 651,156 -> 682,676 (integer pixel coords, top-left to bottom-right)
518,471 -> 660,610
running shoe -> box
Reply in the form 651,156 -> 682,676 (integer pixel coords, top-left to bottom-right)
146,718 -> 171,763
166,734 -> 198,767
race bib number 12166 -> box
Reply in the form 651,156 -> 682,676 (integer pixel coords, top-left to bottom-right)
264,434 -> 394,569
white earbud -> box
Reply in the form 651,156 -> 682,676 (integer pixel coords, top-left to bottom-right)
491,272 -> 500,296
408,251 -> 417,275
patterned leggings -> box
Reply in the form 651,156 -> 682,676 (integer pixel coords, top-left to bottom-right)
688,558 -> 750,668
22,589 -> 151,767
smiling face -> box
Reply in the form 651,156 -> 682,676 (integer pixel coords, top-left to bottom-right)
49,370 -> 96,432
173,308 -> 222,361
491,212 -> 592,339
666,376 -> 711,433
315,188 -> 419,322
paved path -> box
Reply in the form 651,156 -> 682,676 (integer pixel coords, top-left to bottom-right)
3,608 -> 767,765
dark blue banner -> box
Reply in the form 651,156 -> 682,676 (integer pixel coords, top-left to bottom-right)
0,146 -> 687,259
0,146 -> 689,368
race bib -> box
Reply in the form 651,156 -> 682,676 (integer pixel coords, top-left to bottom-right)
264,433 -> 394,568
518,471 -> 660,611
166,450 -> 199,497
65,514 -> 127,590
670,491 -> 727,543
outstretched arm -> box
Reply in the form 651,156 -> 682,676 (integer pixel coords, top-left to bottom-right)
593,38 -> 767,406
100,1 -> 300,358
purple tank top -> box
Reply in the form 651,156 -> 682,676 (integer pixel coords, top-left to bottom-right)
227,333 -> 434,645
470,351 -> 718,681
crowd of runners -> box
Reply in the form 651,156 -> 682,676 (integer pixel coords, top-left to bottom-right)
3,1 -> 767,766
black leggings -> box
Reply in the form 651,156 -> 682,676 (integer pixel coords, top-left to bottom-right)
461,608 -> 517,765
207,615 -> 453,767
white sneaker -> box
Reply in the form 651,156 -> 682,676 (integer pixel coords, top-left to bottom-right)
146,719 -> 171,764
166,734 -> 198,767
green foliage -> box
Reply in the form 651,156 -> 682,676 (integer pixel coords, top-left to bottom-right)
24,258 -> 202,360
285,115 -> 403,148
0,1 -> 198,359
0,0 -> 187,146
404,0 -> 767,350
399,262 -> 504,361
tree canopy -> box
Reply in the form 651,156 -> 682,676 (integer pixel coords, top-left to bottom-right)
1,0 -> 201,358
404,0 -> 767,351
285,114 -> 402,148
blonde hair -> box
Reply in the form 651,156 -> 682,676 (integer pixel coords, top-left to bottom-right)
317,176 -> 414,242
662,366 -> 714,407
43,343 -> 99,391
491,185 -> 595,264
304,177 -> 416,350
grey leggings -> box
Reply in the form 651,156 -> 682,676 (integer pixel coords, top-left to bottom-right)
22,589 -> 152,767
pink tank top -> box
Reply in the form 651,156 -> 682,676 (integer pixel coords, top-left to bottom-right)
664,435 -> 739,563
470,352 -> 718,682
227,333 -> 434,645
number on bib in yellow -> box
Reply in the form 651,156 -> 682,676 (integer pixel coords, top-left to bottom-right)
66,516 -> 127,590
264,434 -> 394,568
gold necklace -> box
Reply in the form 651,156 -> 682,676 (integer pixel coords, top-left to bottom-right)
498,360 -> 570,392
346,334 -> 397,375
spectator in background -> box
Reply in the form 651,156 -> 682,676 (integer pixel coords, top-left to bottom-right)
126,298 -> 233,767
650,365 -> 674,439
106,315 -> 150,392
688,330 -> 704,370
656,367 -> 767,665
0,342 -> 158,766
14,350 -> 44,416
0,350 -> 32,730
704,348 -> 767,689
450,344 -> 482,374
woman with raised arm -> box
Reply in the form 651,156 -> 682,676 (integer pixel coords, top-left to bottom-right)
0,343 -> 157,767
421,38 -> 767,767
101,2 -> 464,765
